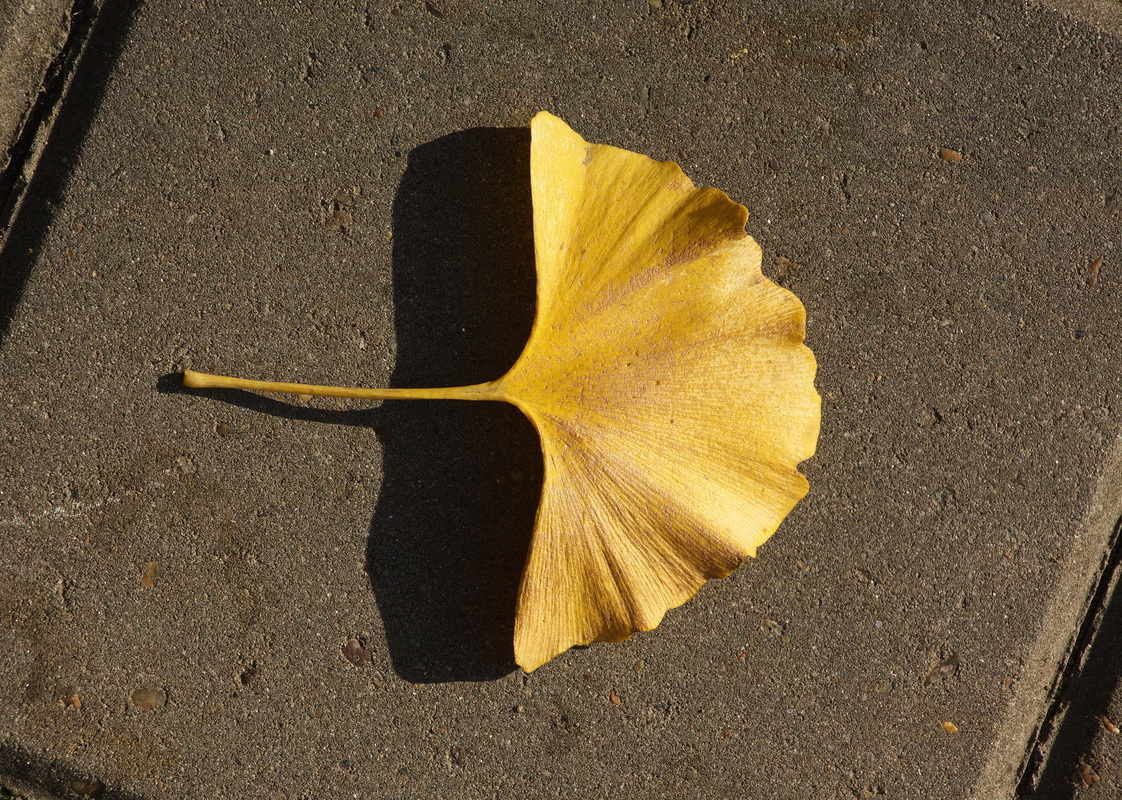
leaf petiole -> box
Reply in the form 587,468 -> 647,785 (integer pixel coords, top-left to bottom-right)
181,369 -> 500,402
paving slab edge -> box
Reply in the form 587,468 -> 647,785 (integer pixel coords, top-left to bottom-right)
975,434 -> 1122,797
1018,513 -> 1122,794
0,0 -> 99,243
0,773 -> 58,800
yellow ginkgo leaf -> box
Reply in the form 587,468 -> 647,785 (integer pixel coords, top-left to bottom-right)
183,111 -> 820,672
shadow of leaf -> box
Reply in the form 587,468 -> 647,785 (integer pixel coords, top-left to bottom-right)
368,126 -> 540,682
162,126 -> 541,684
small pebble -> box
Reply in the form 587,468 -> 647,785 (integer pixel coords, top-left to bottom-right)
322,209 -> 352,232
142,561 -> 156,589
609,690 -> 621,705
342,638 -> 372,666
939,147 -> 962,162
1102,717 -> 1120,735
942,721 -> 958,733
1088,257 -> 1103,288
131,687 -> 167,710
70,779 -> 104,797
763,618 -> 784,636
774,255 -> 801,281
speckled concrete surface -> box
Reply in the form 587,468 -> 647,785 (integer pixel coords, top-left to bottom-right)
2,1 -> 1122,798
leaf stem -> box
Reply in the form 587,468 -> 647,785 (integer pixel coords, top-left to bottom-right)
181,369 -> 501,402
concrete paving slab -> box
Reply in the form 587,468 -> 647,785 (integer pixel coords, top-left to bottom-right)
2,1 -> 1122,798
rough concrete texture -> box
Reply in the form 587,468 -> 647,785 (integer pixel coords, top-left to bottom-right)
2,1 -> 1122,798
0,0 -> 74,176
1040,0 -> 1122,36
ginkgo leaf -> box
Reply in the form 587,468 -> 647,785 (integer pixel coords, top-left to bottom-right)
183,111 -> 820,673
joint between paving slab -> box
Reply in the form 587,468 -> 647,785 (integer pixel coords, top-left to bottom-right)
976,438 -> 1122,798
0,0 -> 100,243
1015,511 -> 1122,796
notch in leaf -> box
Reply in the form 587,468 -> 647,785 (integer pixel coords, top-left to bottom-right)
184,111 -> 821,672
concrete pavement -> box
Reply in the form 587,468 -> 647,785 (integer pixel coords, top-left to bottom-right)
2,1 -> 1122,798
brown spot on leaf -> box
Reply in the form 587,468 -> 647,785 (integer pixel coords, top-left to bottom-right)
663,237 -> 716,269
